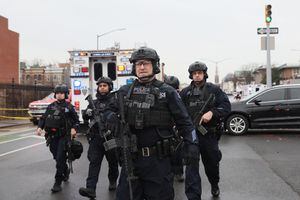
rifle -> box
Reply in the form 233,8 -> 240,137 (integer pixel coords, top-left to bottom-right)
64,109 -> 74,174
85,94 -> 117,151
193,93 -> 214,135
118,92 -> 137,200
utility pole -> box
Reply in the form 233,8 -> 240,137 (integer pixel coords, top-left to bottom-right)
97,28 -> 126,50
265,5 -> 272,87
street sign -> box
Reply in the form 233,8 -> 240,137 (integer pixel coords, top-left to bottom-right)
261,36 -> 275,50
257,27 -> 279,35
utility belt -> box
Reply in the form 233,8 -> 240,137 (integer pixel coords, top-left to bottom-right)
137,138 -> 177,158
44,127 -> 66,146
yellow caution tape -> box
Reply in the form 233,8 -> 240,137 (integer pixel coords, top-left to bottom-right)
0,108 -> 29,111
0,115 -> 31,120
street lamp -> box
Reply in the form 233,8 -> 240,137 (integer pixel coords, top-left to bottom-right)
97,28 -> 126,50
204,58 -> 231,84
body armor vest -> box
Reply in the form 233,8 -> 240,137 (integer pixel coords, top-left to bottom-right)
186,84 -> 210,122
45,102 -> 67,129
125,80 -> 173,129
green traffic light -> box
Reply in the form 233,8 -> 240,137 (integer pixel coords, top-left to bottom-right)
266,16 -> 272,23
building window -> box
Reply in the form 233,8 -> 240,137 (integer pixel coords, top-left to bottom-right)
38,75 -> 42,80
34,75 -> 37,80
54,75 -> 57,80
108,62 -> 116,81
26,75 -> 30,80
94,63 -> 103,81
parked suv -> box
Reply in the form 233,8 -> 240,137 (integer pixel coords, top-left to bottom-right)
226,84 -> 300,135
28,91 -> 71,125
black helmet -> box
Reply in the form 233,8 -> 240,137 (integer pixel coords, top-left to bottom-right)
96,77 -> 113,91
164,75 -> 180,90
69,139 -> 83,161
188,61 -> 208,79
54,84 -> 69,99
130,47 -> 160,76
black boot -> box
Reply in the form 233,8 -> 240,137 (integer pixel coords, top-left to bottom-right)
108,181 -> 117,191
211,184 -> 220,197
79,187 -> 96,199
63,167 -> 70,182
51,181 -> 62,193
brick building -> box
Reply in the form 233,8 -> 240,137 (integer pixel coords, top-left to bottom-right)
0,16 -> 19,83
20,63 -> 70,87
278,64 -> 300,84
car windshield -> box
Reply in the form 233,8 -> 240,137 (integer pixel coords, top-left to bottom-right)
43,93 -> 54,100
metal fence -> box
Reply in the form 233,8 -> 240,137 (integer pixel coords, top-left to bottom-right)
0,81 -> 54,118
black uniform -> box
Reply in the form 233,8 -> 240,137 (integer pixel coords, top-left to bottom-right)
116,79 -> 197,200
81,92 -> 119,194
38,100 -> 79,185
180,82 -> 231,200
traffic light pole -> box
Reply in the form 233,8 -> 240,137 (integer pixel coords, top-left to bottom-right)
266,23 -> 272,87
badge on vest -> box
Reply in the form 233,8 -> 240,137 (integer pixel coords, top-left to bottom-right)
159,92 -> 166,99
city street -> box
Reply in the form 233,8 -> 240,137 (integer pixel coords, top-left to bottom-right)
0,125 -> 299,200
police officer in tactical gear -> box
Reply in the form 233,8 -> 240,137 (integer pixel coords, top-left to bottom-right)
164,75 -> 180,91
79,77 -> 119,199
37,84 -> 79,193
164,75 -> 184,182
180,61 -> 231,199
116,47 -> 199,200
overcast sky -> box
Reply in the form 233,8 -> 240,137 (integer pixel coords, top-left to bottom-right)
2,0 -> 300,84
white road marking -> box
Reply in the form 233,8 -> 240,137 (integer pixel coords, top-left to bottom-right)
0,135 -> 44,145
0,141 -> 46,157
0,128 -> 36,137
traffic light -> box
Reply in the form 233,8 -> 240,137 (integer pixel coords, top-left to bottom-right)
265,4 -> 272,24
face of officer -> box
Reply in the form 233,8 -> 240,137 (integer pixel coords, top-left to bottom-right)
55,92 -> 65,101
98,83 -> 109,95
135,59 -> 154,82
192,70 -> 205,83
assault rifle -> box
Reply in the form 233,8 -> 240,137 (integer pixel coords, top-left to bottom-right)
85,94 -> 117,151
118,92 -> 137,200
193,93 -> 214,135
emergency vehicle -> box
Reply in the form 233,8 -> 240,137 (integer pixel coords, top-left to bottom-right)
68,49 -> 135,123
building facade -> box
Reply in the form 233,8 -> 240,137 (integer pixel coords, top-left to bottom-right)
0,16 -> 19,84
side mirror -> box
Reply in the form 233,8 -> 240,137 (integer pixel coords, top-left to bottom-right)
253,99 -> 261,105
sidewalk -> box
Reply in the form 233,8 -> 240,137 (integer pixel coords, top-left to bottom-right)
0,119 -> 31,129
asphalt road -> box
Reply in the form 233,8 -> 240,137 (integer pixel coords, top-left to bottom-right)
0,126 -> 299,200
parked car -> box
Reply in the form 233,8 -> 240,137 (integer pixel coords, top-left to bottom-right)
225,84 -> 300,135
28,91 -> 72,125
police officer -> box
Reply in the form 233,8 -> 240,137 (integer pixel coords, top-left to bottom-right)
164,75 -> 184,182
79,77 -> 119,199
36,84 -> 79,193
116,47 -> 199,200
180,61 -> 231,199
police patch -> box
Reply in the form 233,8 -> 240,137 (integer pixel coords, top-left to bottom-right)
133,86 -> 150,94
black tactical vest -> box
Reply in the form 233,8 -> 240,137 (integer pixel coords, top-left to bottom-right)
125,80 -> 173,129
186,84 -> 210,122
45,102 -> 67,129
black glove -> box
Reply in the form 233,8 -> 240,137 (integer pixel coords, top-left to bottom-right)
183,142 -> 200,166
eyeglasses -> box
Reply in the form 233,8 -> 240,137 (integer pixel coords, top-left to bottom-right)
135,60 -> 152,67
